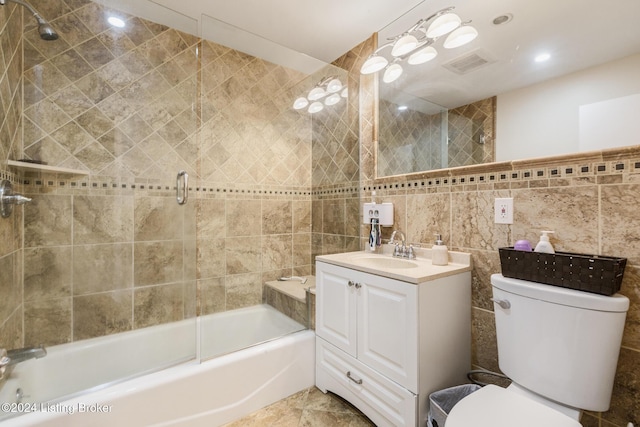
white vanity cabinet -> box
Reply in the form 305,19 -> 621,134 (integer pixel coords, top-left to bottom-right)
315,256 -> 471,427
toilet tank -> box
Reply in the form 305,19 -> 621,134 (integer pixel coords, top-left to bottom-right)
491,274 -> 629,411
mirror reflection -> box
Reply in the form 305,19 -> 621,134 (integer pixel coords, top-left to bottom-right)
373,0 -> 640,178
377,87 -> 495,177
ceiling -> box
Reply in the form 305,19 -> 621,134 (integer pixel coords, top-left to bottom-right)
103,0 -> 640,108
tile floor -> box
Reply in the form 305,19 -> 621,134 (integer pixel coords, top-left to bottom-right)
222,387 -> 377,427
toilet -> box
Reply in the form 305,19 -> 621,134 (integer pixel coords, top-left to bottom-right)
446,273 -> 629,426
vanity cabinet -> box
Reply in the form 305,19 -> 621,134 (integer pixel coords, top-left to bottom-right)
315,259 -> 471,427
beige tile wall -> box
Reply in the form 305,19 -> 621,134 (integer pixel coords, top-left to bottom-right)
447,97 -> 495,168
377,98 -> 443,177
0,1 -> 24,350
1,0 -> 323,347
309,37 -> 373,265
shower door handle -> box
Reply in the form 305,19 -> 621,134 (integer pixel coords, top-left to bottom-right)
176,171 -> 188,205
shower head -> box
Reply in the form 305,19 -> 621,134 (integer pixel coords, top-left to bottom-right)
33,13 -> 58,40
0,0 -> 59,41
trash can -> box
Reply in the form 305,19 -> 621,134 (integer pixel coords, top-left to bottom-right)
428,384 -> 481,427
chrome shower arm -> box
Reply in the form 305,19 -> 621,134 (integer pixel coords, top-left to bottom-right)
1,0 -> 38,17
0,0 -> 58,40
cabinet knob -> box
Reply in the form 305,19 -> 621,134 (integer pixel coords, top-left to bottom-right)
354,282 -> 362,289
348,280 -> 354,287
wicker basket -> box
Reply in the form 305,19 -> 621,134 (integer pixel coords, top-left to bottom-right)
498,247 -> 626,296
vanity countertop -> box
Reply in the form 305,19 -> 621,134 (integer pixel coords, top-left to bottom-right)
316,246 -> 472,284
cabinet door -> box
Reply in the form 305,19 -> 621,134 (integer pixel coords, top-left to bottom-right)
358,273 -> 418,393
316,262 -> 357,356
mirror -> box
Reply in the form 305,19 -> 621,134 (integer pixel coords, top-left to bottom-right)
373,0 -> 640,178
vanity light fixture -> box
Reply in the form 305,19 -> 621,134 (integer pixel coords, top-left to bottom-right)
383,61 -> 404,83
443,24 -> 478,49
292,76 -> 347,113
360,6 -> 478,83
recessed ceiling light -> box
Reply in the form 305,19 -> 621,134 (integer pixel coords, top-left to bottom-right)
108,16 -> 126,28
534,53 -> 551,63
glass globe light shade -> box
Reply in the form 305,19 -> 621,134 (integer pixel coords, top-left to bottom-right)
326,78 -> 342,93
391,33 -> 419,57
383,63 -> 403,84
426,12 -> 461,38
408,46 -> 438,65
340,87 -> 348,98
308,87 -> 326,101
443,25 -> 478,49
360,55 -> 389,74
293,97 -> 309,110
324,93 -> 341,106
308,102 -> 324,114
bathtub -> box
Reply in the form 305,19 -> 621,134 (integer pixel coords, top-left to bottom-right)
0,304 -> 315,426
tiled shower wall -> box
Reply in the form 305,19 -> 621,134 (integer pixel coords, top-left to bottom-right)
377,98 -> 443,177
14,0 -> 203,346
309,38 -> 371,263
447,96 -> 495,168
0,0 -> 330,347
0,1 -> 24,349
377,96 -> 495,177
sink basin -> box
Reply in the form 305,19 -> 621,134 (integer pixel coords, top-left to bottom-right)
349,256 -> 418,269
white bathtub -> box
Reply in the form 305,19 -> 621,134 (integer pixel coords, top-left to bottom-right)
0,305 -> 315,426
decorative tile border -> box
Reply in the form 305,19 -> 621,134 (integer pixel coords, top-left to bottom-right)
0,169 -> 19,184
361,155 -> 640,197
15,172 -> 315,198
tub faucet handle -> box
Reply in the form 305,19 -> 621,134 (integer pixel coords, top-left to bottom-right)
1,180 -> 32,219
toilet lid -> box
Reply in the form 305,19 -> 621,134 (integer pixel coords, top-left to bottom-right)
445,385 -> 581,427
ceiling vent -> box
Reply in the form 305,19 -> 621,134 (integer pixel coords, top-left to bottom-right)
443,50 -> 495,74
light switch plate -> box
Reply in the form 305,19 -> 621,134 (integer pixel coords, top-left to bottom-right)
494,198 -> 513,224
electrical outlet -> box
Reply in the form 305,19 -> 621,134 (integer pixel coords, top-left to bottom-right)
494,198 -> 513,224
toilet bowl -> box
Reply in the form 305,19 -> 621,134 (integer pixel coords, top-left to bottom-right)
445,274 -> 629,427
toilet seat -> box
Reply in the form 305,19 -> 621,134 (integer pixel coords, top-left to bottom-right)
445,385 -> 581,427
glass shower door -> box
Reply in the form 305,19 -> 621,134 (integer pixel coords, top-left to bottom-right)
0,0 -> 201,410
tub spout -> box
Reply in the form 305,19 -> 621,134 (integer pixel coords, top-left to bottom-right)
6,346 -> 47,366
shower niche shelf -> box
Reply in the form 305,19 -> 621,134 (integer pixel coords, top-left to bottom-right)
7,160 -> 89,176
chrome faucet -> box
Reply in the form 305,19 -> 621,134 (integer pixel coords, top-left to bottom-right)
6,346 -> 47,366
389,230 -> 415,259
0,346 -> 47,380
389,230 -> 406,247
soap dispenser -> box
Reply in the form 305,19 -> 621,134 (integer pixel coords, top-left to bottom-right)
534,230 -> 555,254
432,233 -> 449,266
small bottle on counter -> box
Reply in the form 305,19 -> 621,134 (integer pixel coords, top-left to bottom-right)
432,233 -> 449,266
534,230 -> 555,254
